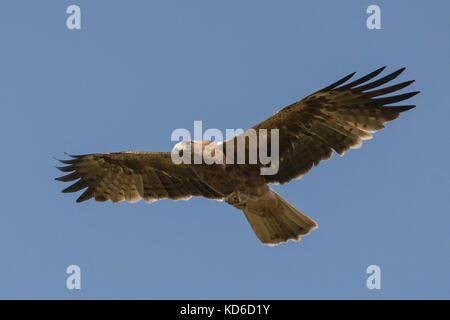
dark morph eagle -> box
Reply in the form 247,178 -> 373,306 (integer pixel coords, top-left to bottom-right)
56,67 -> 419,246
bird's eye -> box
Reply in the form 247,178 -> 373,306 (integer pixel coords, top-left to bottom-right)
233,196 -> 238,201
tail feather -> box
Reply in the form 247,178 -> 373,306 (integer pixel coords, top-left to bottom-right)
243,191 -> 317,246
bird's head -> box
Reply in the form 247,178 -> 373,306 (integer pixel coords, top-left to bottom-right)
173,140 -> 210,153
173,140 -> 192,154
172,140 -> 209,162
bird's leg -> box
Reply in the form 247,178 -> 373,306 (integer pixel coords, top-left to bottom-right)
226,191 -> 271,216
239,191 -> 278,217
225,191 -> 246,210
226,190 -> 275,216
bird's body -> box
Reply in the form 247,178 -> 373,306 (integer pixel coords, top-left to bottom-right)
56,67 -> 419,246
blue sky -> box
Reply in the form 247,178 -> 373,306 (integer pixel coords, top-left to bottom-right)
0,1 -> 448,299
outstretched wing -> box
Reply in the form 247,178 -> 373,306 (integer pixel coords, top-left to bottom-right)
238,67 -> 419,184
55,151 -> 223,203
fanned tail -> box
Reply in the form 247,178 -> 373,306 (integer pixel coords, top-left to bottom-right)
242,190 -> 317,246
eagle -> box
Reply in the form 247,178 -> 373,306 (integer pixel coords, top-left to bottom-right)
56,67 -> 419,246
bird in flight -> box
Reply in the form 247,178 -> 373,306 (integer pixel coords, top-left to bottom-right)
56,67 -> 419,246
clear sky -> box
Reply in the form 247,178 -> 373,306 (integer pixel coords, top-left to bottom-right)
0,0 -> 448,299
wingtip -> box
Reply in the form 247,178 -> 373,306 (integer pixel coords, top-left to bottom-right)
63,152 -> 82,158
58,159 -> 77,164
55,165 -> 75,172
406,91 -> 421,99
401,105 -> 416,112
396,67 -> 406,75
393,105 -> 416,113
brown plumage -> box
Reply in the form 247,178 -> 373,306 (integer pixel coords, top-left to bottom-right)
56,67 -> 419,246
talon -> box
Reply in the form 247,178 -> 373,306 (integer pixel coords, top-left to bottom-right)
226,191 -> 246,209
234,191 -> 241,203
225,191 -> 240,204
